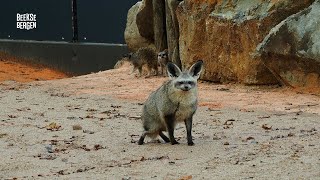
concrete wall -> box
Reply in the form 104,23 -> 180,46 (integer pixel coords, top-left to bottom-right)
0,40 -> 128,75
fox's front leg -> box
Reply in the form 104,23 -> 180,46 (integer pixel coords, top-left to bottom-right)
185,117 -> 194,146
165,115 -> 179,145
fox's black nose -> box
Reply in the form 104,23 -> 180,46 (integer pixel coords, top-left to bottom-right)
182,85 -> 190,91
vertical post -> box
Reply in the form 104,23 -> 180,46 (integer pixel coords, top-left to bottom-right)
71,0 -> 78,42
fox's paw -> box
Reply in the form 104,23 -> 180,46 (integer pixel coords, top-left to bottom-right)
188,141 -> 194,146
171,140 -> 180,145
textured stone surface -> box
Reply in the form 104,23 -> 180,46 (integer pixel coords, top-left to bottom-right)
153,0 -> 167,52
124,0 -> 154,51
177,0 -> 314,84
166,0 -> 182,67
257,0 -> 320,87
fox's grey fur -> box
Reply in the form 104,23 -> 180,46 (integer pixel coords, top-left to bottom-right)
157,49 -> 169,76
138,60 -> 203,146
123,47 -> 158,77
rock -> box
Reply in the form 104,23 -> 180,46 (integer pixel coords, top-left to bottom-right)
177,0 -> 314,84
166,0 -> 182,67
136,0 -> 154,40
72,124 -> 82,130
83,130 -> 95,134
45,144 -> 54,153
257,0 -> 320,88
153,0 -> 167,52
124,0 -> 155,51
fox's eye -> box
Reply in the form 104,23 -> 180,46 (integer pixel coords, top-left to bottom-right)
187,81 -> 193,85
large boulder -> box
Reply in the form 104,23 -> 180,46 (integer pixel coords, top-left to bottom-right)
153,0 -> 167,52
177,0 -> 314,84
257,0 -> 320,88
166,0 -> 182,67
124,0 -> 154,51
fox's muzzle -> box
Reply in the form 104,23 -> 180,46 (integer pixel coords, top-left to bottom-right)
181,84 -> 192,91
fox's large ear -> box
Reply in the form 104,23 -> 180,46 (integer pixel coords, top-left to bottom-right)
188,60 -> 203,79
167,62 -> 182,79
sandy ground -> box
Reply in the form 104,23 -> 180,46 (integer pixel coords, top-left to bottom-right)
0,62 -> 319,179
0,58 -> 67,83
